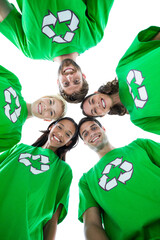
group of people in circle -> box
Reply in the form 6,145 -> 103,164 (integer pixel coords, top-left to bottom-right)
1,0 -> 160,239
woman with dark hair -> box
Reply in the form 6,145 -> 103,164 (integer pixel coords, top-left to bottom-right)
81,26 -> 160,135
0,117 -> 78,239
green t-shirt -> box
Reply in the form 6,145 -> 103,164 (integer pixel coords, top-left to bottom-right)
0,0 -> 114,60
116,26 -> 160,135
0,143 -> 72,239
0,65 -> 28,152
78,138 -> 160,240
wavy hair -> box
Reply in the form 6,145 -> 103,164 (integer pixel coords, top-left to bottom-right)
32,117 -> 78,161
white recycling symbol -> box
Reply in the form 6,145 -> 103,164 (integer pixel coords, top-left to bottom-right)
18,153 -> 50,175
126,70 -> 148,109
4,87 -> 21,123
42,10 -> 79,43
98,157 -> 133,191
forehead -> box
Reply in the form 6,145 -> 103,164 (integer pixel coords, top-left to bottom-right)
80,121 -> 100,134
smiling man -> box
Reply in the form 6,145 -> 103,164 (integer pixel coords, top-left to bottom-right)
78,117 -> 160,240
0,0 -> 114,103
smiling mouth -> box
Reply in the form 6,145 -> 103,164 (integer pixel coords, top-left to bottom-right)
63,67 -> 75,74
101,98 -> 106,109
51,135 -> 62,143
90,134 -> 101,143
38,103 -> 42,115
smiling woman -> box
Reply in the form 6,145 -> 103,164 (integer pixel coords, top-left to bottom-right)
0,117 -> 79,239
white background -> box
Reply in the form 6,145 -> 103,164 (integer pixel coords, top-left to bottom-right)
0,0 -> 160,239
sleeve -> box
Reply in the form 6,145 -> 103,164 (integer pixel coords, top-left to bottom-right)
0,65 -> 22,91
117,26 -> 160,68
54,164 -> 73,224
0,5 -> 27,56
0,132 -> 21,153
78,174 -> 99,223
0,144 -> 17,164
84,0 -> 114,40
132,116 -> 160,135
135,138 -> 160,167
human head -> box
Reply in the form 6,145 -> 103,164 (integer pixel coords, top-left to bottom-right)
31,94 -> 67,121
57,59 -> 89,103
78,117 -> 108,152
32,117 -> 78,161
81,79 -> 127,117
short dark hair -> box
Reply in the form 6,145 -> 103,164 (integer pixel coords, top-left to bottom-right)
78,117 -> 102,139
32,117 -> 79,161
59,77 -> 89,103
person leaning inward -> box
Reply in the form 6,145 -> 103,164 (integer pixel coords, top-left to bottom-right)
0,117 -> 78,239
0,0 -> 115,103
81,26 -> 160,135
0,65 -> 67,152
78,117 -> 160,240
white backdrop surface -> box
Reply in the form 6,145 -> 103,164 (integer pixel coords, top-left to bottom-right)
0,0 -> 160,239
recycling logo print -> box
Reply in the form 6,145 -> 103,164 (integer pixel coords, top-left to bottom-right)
4,87 -> 21,123
126,70 -> 148,109
98,157 -> 133,191
18,153 -> 50,175
42,10 -> 80,43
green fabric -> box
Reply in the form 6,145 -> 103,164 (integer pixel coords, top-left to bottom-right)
116,26 -> 160,135
0,65 -> 28,152
0,0 -> 114,60
0,143 -> 72,239
78,138 -> 160,240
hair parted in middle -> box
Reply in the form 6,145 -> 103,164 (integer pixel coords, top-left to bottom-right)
32,117 -> 79,161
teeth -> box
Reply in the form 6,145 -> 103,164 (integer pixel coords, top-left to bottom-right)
102,99 -> 106,109
38,103 -> 42,114
54,136 -> 60,142
92,136 -> 99,143
64,68 -> 74,73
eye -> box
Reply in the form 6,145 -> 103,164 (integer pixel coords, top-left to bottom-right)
84,132 -> 88,137
57,125 -> 62,129
50,100 -> 52,105
66,132 -> 70,137
92,98 -> 95,104
74,79 -> 80,84
91,126 -> 97,131
63,82 -> 69,87
94,108 -> 97,114
50,111 -> 53,116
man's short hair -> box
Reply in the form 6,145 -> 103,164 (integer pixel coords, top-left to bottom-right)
59,77 -> 89,103
78,117 -> 102,139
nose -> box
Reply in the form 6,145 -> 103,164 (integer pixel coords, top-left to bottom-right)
66,74 -> 73,81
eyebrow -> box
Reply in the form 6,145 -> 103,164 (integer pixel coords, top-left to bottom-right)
81,124 -> 97,136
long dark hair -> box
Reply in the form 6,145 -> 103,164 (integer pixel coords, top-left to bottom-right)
32,117 -> 78,161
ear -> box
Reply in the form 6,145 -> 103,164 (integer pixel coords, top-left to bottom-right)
65,140 -> 72,146
102,126 -> 106,132
94,91 -> 98,94
82,73 -> 86,79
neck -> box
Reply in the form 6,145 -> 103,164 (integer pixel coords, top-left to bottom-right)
42,141 -> 58,152
26,103 -> 33,119
110,92 -> 121,106
97,142 -> 115,159
53,52 -> 79,63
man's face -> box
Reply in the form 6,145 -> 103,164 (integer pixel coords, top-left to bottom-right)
80,121 -> 108,152
57,59 -> 84,95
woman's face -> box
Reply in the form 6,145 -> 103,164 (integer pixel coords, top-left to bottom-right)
48,119 -> 76,148
31,97 -> 63,120
82,93 -> 113,117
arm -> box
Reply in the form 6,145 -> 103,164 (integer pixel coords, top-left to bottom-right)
0,0 -> 13,22
83,207 -> 109,240
43,204 -> 63,240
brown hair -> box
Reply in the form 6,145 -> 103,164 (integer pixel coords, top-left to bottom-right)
98,78 -> 127,116
59,77 -> 89,103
